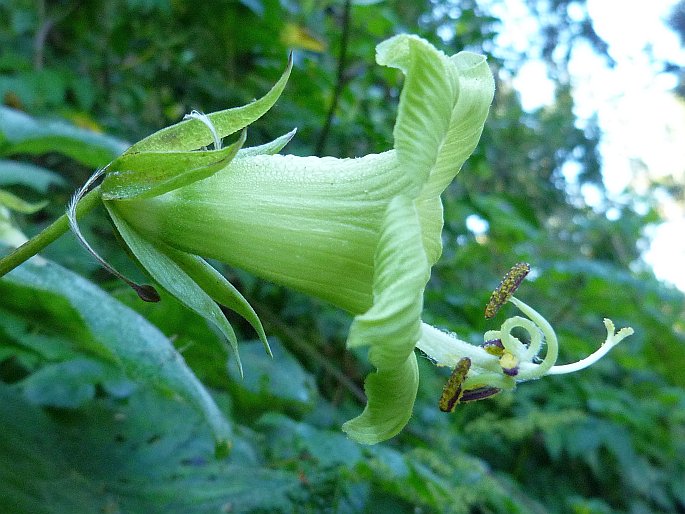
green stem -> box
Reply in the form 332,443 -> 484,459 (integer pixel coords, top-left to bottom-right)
0,186 -> 102,277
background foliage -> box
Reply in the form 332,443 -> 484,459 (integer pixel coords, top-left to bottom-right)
1,1 -> 684,512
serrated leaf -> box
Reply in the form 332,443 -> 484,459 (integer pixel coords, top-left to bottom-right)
101,130 -> 246,200
362,445 -> 533,512
0,259 -> 232,454
127,55 -> 293,153
0,106 -> 127,166
105,204 -> 243,377
0,384 -> 305,514
258,413 -> 363,468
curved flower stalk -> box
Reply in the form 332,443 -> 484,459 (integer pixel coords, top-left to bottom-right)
57,34 -> 633,444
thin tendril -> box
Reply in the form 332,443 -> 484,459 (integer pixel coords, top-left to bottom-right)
67,168 -> 160,302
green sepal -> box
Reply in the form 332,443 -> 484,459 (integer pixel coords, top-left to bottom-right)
0,189 -> 48,214
101,130 -> 246,200
342,195 -> 429,443
126,54 -> 293,154
105,203 -> 244,376
161,246 -> 272,357
237,128 -> 297,157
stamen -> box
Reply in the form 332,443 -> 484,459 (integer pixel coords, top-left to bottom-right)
460,386 -> 501,402
67,168 -> 160,302
499,352 -> 519,376
482,338 -> 505,356
439,357 -> 471,412
184,110 -> 222,150
485,262 -> 530,318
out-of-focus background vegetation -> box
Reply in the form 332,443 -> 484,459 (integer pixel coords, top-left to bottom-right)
1,0 -> 684,512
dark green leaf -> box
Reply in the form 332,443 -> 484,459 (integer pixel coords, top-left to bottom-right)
258,412 -> 364,468
0,106 -> 128,166
0,160 -> 67,192
0,189 -> 47,214
19,357 -> 134,408
0,259 -> 232,454
0,383 -> 304,514
227,339 -> 317,414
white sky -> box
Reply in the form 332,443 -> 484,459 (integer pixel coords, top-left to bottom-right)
495,0 -> 685,291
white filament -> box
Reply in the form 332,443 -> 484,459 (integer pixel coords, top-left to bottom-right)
67,167 -> 109,272
67,166 -> 159,301
184,110 -> 222,150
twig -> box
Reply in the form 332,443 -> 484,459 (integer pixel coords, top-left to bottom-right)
33,0 -> 78,70
315,0 -> 352,155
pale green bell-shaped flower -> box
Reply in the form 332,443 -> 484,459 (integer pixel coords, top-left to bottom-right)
77,34 -> 631,444
100,34 -> 495,444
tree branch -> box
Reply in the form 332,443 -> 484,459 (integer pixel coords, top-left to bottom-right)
315,0 -> 352,156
